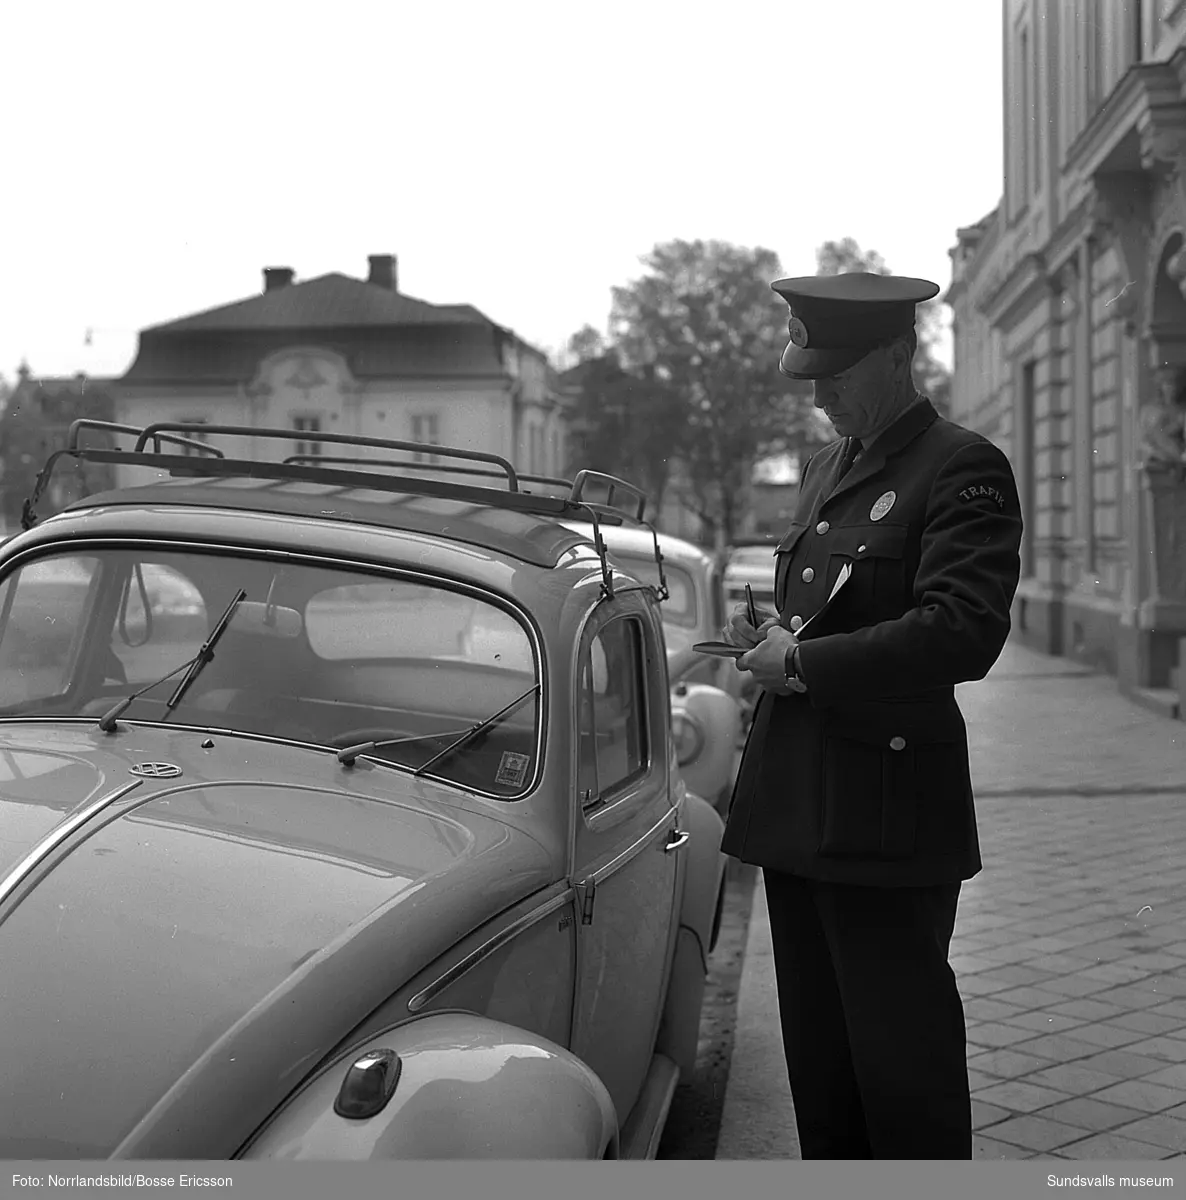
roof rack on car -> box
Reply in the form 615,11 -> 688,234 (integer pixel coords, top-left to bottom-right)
21,421 -> 667,601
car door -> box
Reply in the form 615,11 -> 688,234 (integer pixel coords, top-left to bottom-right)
568,591 -> 685,1124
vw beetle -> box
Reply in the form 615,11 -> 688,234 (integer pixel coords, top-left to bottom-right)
0,422 -> 727,1160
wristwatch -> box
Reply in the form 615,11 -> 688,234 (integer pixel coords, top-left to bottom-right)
783,644 -> 807,693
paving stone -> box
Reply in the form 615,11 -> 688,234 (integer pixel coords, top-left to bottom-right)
1044,999 -> 1129,1023
1056,1132 -> 1177,1160
988,985 -> 1071,1009
965,1022 -> 1046,1049
1010,1033 -> 1107,1062
1088,1079 -> 1186,1114
1121,1038 -> 1186,1065
1111,1010 -> 1186,1037
972,1135 -> 1033,1160
1037,974 -> 1126,999
964,997 -> 1030,1023
951,954 -> 1006,975
1140,1063 -> 1186,1088
967,1048 -> 1058,1080
1025,1063 -> 1128,1096
1075,1049 -> 1179,1080
1063,1022 -> 1155,1050
971,1099 -> 1013,1130
984,1114 -> 1093,1153
1036,1096 -> 1148,1133
1000,1011 -> 1086,1035
973,1079 -> 1072,1114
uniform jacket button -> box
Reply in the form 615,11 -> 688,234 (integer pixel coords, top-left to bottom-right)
889,736 -> 906,751
801,567 -> 815,583
816,520 -> 830,535
857,544 -> 867,554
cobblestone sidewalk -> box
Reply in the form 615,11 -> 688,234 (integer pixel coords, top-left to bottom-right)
957,640 -> 1186,1160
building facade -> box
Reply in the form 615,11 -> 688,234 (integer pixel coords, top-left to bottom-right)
112,255 -> 567,492
949,0 -> 1186,711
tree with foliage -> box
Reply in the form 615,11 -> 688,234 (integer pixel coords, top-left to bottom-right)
562,333 -> 686,516
814,237 -> 952,417
605,239 -> 819,548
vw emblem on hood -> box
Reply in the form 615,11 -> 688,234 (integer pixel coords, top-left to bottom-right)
129,762 -> 183,779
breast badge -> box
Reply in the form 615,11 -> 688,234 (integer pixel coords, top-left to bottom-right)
869,491 -> 896,521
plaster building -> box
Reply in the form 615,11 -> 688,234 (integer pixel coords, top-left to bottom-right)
948,0 -> 1186,716
112,255 -> 567,492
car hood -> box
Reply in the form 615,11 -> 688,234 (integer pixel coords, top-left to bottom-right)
0,723 -> 555,1159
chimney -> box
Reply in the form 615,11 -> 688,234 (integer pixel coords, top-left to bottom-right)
368,254 -> 397,290
263,267 -> 295,292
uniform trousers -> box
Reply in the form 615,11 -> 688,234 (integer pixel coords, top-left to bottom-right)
763,869 -> 971,1159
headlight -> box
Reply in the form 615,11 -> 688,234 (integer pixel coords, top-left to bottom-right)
671,710 -> 705,766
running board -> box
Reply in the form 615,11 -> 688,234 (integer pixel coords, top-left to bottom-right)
617,1053 -> 680,1160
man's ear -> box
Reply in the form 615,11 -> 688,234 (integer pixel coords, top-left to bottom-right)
891,336 -> 914,381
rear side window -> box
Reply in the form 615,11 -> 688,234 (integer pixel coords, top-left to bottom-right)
578,617 -> 649,808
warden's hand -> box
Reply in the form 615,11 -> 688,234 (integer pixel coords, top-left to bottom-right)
737,624 -> 798,688
724,603 -> 780,649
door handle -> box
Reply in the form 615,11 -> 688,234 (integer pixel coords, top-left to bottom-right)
664,829 -> 690,852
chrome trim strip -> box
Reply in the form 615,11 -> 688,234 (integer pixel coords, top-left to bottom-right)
586,805 -> 678,887
407,886 -> 576,1013
0,779 -> 142,913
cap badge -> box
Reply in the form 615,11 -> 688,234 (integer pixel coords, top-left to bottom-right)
869,491 -> 896,521
787,316 -> 810,348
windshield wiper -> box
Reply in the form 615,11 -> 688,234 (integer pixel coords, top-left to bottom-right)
414,684 -> 539,778
96,588 -> 246,733
163,588 -> 247,713
337,684 -> 540,774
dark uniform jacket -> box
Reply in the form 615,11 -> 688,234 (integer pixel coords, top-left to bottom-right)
721,398 -> 1023,887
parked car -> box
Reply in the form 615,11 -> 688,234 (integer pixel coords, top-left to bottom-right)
0,423 -> 728,1160
721,540 -> 782,724
562,520 -> 742,814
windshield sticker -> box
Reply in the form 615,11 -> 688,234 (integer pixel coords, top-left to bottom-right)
496,751 -> 531,788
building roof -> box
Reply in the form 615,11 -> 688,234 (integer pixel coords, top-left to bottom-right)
119,325 -> 516,385
144,273 -> 491,334
120,270 -> 555,387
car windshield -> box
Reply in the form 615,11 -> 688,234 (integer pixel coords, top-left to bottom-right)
612,555 -> 697,629
0,548 -> 540,798
727,546 -> 776,569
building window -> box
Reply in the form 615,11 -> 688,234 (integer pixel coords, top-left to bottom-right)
411,413 -> 440,464
178,418 -> 209,457
293,415 -> 322,459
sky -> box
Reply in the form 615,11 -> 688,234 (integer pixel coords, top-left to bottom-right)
1,0 -> 1003,384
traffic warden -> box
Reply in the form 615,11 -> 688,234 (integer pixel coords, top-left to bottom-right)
722,271 -> 1023,1160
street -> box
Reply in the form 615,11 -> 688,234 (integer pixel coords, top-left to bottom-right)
660,635 -> 1186,1160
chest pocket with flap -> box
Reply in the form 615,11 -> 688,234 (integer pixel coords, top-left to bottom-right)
826,522 -> 910,617
773,522 -> 810,611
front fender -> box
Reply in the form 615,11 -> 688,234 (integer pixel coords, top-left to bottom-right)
239,1013 -> 618,1160
672,681 -> 741,810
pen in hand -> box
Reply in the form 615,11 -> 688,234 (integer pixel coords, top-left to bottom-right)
745,583 -> 759,630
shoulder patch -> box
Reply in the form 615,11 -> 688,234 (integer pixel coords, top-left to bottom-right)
958,484 -> 1005,509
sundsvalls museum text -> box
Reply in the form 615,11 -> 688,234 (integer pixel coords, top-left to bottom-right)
12,1176 -> 232,1189
1048,1175 -> 1176,1189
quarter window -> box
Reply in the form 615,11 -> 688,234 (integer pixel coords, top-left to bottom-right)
578,617 -> 649,807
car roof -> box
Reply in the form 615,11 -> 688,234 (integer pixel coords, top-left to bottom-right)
62,477 -> 592,569
560,519 -> 713,568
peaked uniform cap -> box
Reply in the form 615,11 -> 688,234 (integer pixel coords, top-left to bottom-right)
771,272 -> 940,379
